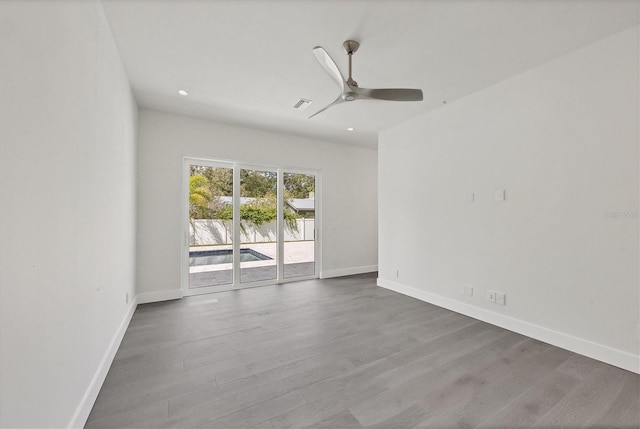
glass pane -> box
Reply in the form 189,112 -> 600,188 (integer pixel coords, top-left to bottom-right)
188,165 -> 234,288
239,168 -> 277,283
283,172 -> 315,278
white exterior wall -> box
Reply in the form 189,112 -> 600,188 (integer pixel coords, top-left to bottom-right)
137,109 -> 378,299
190,218 -> 315,245
378,27 -> 639,372
0,1 -> 138,427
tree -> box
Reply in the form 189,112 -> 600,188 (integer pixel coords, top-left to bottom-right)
188,168 -> 301,230
284,173 -> 315,199
189,174 -> 212,219
203,167 -> 233,196
240,170 -> 277,198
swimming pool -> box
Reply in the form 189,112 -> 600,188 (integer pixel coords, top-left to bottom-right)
189,248 -> 272,266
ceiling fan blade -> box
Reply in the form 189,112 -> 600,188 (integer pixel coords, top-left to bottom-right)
352,87 -> 423,101
307,95 -> 345,119
313,46 -> 347,93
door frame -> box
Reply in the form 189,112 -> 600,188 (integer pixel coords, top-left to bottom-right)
279,167 -> 321,283
181,156 -> 321,296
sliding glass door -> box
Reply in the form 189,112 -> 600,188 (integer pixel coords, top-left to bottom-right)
239,167 -> 278,284
283,172 -> 316,279
183,158 -> 319,294
187,162 -> 235,291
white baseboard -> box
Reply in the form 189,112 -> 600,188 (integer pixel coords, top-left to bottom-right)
320,265 -> 378,279
377,278 -> 640,374
137,288 -> 184,304
68,296 -> 138,428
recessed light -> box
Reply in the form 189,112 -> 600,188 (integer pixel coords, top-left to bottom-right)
347,127 -> 355,131
178,89 -> 189,96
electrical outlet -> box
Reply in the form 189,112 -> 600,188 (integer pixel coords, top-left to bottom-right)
126,292 -> 129,304
464,286 -> 473,297
495,292 -> 506,305
487,290 -> 496,303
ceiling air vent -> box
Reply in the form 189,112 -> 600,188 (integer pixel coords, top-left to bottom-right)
293,98 -> 312,110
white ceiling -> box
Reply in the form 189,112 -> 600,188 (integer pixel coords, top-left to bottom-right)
101,0 -> 639,147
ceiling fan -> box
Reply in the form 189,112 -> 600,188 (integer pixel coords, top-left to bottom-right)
308,40 -> 423,119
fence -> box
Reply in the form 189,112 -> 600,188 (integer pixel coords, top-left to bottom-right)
189,218 -> 315,245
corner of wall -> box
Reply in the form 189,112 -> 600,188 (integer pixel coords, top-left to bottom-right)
68,298 -> 138,428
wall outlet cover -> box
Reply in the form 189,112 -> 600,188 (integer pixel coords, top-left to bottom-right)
464,286 -> 473,297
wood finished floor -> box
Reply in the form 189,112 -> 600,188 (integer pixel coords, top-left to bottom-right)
86,273 -> 639,428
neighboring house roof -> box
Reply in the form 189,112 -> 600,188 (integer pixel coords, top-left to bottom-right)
218,196 -> 255,205
287,198 -> 315,212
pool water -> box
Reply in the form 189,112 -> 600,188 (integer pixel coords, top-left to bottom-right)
189,248 -> 271,266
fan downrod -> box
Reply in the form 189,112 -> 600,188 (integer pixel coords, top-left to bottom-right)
343,40 -> 360,88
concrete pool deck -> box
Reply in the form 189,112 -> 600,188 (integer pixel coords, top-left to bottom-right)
189,241 -> 315,287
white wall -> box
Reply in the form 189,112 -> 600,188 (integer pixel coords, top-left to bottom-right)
0,1 -> 138,427
378,27 -> 639,372
137,109 -> 377,299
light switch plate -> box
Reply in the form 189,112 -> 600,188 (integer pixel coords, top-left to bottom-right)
495,190 -> 505,201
